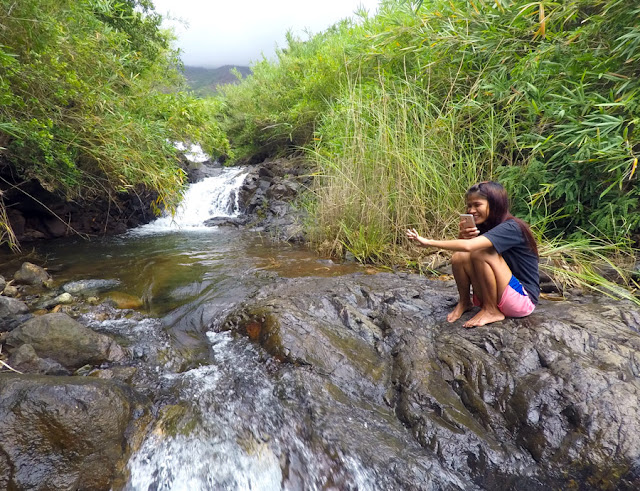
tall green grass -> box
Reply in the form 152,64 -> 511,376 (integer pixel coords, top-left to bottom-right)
219,0 -> 639,300
308,74 -> 508,262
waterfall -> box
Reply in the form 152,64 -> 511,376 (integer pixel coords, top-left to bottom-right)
134,167 -> 248,233
173,142 -> 210,163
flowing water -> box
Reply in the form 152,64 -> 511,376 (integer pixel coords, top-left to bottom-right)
2,166 -> 398,490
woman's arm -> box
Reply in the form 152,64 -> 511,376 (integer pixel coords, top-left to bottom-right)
406,228 -> 493,252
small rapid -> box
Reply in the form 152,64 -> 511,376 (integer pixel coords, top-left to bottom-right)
135,167 -> 248,232
102,168 -> 374,489
125,327 -> 378,491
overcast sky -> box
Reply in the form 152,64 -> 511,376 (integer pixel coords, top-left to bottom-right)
151,0 -> 381,68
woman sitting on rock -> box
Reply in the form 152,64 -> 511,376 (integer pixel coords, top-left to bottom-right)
406,181 -> 539,328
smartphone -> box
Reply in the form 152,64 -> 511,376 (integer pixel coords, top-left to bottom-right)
460,214 -> 476,228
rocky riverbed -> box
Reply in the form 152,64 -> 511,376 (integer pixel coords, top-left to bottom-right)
2,257 -> 640,489
2,156 -> 640,489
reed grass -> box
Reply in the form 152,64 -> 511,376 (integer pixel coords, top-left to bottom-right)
307,72 -> 506,263
537,235 -> 639,305
218,0 -> 639,301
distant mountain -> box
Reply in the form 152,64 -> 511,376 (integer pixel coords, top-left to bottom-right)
182,65 -> 251,97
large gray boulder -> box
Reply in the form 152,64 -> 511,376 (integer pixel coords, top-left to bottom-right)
5,312 -> 126,369
220,272 -> 640,489
0,373 -> 151,490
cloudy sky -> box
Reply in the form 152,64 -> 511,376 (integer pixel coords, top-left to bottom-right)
151,0 -> 381,68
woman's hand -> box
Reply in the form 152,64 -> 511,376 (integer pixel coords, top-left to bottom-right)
458,219 -> 479,240
406,228 -> 420,241
406,228 -> 430,247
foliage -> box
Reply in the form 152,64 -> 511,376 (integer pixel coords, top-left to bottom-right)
220,0 -> 640,263
308,76 -> 505,261
218,20 -> 369,160
0,0 -> 231,248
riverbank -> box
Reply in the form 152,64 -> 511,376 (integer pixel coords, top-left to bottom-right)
2,255 -> 640,488
1,157 -> 640,488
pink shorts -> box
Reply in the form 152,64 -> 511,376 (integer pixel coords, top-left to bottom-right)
472,279 -> 535,318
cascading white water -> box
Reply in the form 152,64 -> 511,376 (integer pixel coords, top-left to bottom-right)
134,167 -> 248,233
173,142 -> 210,163
126,334 -> 285,491
125,332 -> 377,491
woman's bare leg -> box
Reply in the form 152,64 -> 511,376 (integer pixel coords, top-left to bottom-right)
463,248 -> 512,328
447,252 -> 479,322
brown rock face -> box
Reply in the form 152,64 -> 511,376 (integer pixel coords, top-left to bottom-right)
5,312 -> 126,369
1,174 -> 158,243
0,374 -> 151,490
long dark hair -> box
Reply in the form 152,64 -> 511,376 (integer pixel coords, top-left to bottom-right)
466,181 -> 538,256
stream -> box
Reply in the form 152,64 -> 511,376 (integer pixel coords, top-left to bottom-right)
2,167 -> 382,490
5,165 -> 639,490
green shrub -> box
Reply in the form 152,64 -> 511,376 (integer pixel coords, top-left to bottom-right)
221,0 -> 640,254
0,0 -> 231,249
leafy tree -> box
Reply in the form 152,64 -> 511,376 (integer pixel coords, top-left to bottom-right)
0,0 -> 230,247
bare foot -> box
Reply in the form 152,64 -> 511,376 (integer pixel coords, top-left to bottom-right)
463,309 -> 505,328
447,301 -> 474,323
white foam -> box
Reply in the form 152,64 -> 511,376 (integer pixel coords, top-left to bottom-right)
174,142 -> 210,163
134,168 -> 248,233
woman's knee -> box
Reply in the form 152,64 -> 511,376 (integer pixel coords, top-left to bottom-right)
451,251 -> 471,267
470,247 -> 496,262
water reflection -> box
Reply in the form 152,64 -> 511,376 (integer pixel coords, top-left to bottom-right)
0,230 -> 361,317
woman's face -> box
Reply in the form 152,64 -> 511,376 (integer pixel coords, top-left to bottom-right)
466,193 -> 489,225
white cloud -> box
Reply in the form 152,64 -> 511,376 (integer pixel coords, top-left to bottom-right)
151,0 -> 380,67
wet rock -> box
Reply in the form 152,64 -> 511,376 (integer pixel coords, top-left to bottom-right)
0,296 -> 29,318
236,157 -> 310,242
0,296 -> 31,332
106,291 -> 144,309
62,278 -> 121,295
220,272 -> 640,489
88,366 -> 138,384
13,261 -> 52,287
8,344 -> 70,375
2,284 -> 18,297
266,181 -> 299,200
178,154 -> 223,183
220,274 -> 465,489
0,274 -> 5,293
5,312 -> 126,369
0,373 -> 151,490
37,292 -> 74,310
204,216 -> 251,228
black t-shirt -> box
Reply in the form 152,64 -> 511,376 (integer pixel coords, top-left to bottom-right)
483,219 -> 540,305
